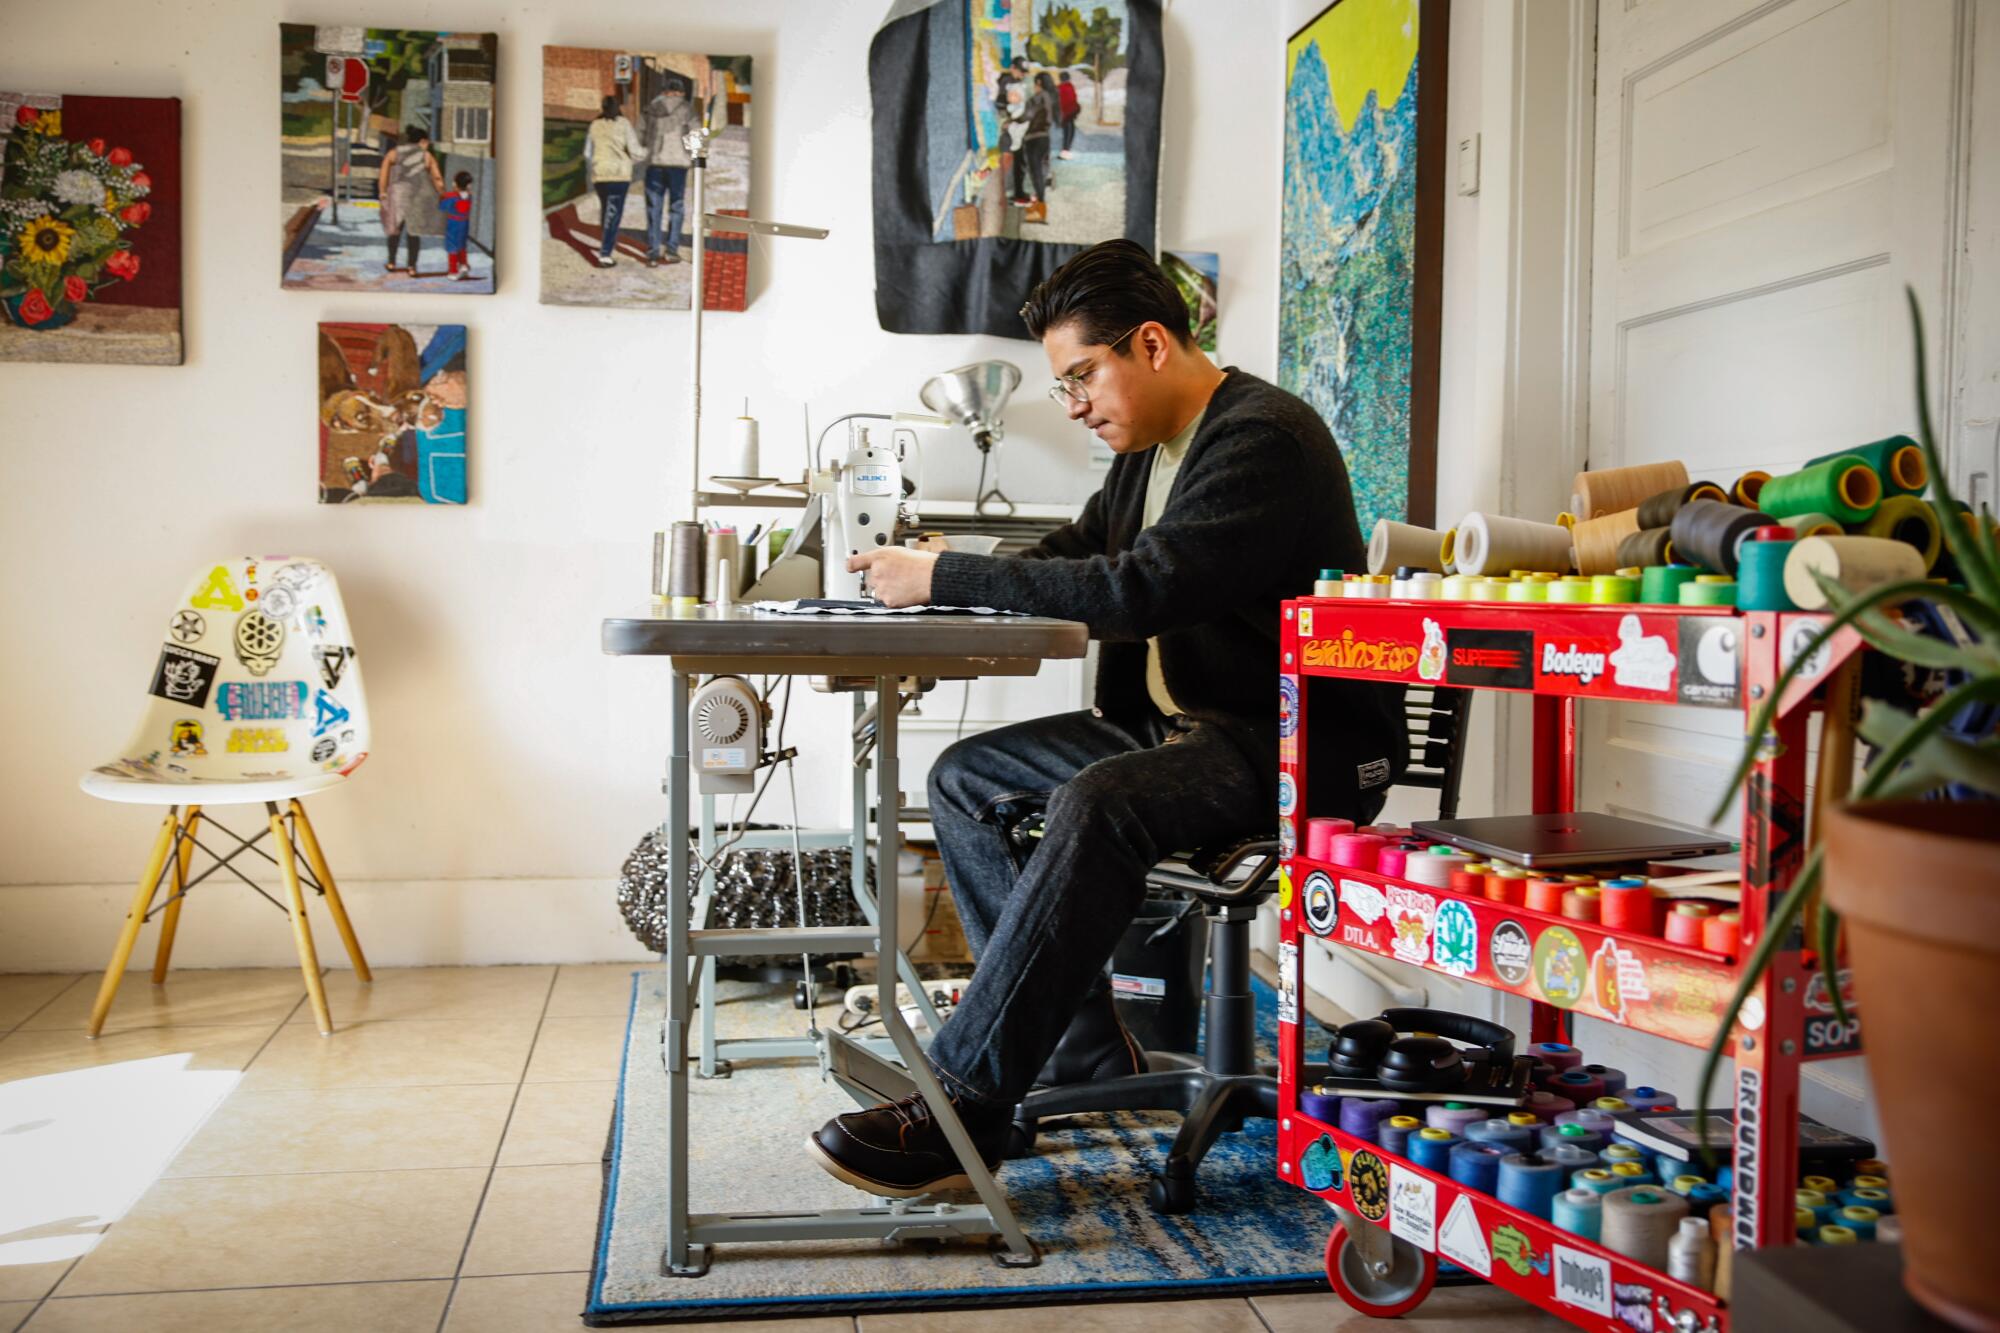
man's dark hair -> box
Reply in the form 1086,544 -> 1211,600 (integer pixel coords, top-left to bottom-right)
1011,56 -> 1028,69
454,170 -> 473,189
1019,238 -> 1194,349
402,124 -> 428,144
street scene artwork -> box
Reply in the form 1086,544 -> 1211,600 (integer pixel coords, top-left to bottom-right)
946,1 -> 1133,245
280,25 -> 497,293
540,47 -> 752,311
1,92 -> 183,364
318,322 -> 468,505
1281,0 -> 1425,533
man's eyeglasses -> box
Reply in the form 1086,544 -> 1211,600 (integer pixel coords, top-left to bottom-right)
1047,324 -> 1143,407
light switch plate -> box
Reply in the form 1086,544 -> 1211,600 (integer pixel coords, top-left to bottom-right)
1457,133 -> 1481,197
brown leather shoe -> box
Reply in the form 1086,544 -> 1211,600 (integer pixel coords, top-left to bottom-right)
806,1091 -> 1008,1197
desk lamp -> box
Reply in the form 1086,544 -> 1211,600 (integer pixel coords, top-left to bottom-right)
920,361 -> 1022,516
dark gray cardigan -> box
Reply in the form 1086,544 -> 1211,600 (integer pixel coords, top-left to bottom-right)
930,369 -> 1405,815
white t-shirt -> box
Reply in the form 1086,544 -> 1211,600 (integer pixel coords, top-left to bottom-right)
1141,404 -> 1206,718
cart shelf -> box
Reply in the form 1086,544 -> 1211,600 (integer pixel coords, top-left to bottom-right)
1278,596 -> 1873,1326
1284,1111 -> 1726,1332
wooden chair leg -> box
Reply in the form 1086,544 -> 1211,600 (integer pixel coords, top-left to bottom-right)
151,805 -> 201,984
290,799 -> 370,982
270,804 -> 334,1035
87,807 -> 179,1038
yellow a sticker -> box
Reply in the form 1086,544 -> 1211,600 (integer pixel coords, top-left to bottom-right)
190,565 -> 245,612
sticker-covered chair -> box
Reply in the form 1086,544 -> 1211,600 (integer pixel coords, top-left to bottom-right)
80,557 -> 372,1037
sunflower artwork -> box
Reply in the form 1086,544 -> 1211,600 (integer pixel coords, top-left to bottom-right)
0,93 -> 183,365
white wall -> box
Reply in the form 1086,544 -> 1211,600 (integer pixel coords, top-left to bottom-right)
0,0 -> 1311,968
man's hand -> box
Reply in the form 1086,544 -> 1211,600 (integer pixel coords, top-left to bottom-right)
847,548 -> 938,608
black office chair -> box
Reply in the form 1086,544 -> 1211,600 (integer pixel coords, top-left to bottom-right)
1007,686 -> 1472,1214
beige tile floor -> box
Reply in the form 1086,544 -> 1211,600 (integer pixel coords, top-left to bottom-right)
0,965 -> 1562,1332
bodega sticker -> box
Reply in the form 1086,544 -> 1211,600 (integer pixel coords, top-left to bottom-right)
1302,871 -> 1338,937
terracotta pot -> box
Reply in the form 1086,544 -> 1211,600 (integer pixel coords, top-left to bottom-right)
1824,800 -> 2000,1331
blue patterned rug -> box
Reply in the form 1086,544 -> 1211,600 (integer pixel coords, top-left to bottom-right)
585,969 -> 1335,1324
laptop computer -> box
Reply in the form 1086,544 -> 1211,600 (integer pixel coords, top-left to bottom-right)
1410,812 -> 1735,869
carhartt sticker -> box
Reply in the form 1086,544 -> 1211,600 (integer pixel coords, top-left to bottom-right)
1678,618 -> 1740,707
1553,1243 -> 1612,1316
1437,1194 -> 1490,1277
1490,919 -> 1532,985
1303,872 -> 1338,937
1277,941 -> 1299,1025
1609,614 -> 1674,692
1388,1163 -> 1436,1249
149,644 -> 221,710
1431,899 -> 1478,977
1342,878 -> 1387,925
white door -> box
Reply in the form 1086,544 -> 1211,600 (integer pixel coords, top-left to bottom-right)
1579,0 -> 1985,1133
1581,0 -> 1976,835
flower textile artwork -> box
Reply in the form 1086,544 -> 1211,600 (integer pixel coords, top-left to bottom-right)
0,92 -> 182,364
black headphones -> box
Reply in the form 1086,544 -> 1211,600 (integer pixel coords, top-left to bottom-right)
1327,1008 -> 1517,1094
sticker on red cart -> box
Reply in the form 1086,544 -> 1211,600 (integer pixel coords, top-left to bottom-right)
1551,1243 -> 1612,1316
1431,899 -> 1478,977
1341,879 -> 1387,925
1279,675 -> 1300,737
1277,940 -> 1299,1025
1277,771 -> 1297,817
1347,1150 -> 1389,1221
1436,1194 -> 1490,1277
1590,936 -> 1652,1022
1489,919 -> 1532,985
1298,606 -> 1313,637
1614,1282 -> 1657,1329
1491,1223 -> 1550,1278
1303,872 -> 1338,937
1532,925 -> 1587,1009
1388,1163 -> 1436,1249
1300,1133 -> 1341,1192
1386,886 -> 1436,964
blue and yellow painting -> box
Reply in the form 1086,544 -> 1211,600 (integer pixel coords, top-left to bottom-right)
1281,0 -> 1421,533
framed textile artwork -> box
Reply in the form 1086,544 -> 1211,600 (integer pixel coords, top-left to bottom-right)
280,24 -> 498,293
540,47 -> 753,311
870,0 -> 1164,338
0,93 -> 182,365
1281,0 -> 1446,531
318,322 -> 468,505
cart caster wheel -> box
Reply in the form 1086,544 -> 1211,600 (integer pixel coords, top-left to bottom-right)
1325,1224 -> 1435,1318
1005,1119 -> 1038,1160
1148,1173 -> 1195,1215
793,981 -> 813,1010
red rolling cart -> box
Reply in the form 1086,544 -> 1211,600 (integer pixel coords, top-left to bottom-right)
1276,597 -> 1865,1330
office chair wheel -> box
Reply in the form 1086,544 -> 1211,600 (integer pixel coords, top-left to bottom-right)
1148,1172 -> 1195,1215
1325,1224 -> 1435,1318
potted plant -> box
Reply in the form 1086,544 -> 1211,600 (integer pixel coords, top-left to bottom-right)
1698,291 -> 2000,1329
1,103 -> 152,331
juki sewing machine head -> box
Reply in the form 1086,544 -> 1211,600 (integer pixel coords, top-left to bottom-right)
821,424 -> 923,600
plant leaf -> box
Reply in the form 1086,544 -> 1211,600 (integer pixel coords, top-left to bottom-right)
1694,848 -> 1822,1167
1814,895 -> 1847,1025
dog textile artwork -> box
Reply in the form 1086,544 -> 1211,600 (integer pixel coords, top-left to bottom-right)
584,970 -> 1333,1324
869,0 -> 1163,338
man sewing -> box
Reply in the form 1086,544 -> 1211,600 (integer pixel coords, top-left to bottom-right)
806,239 -> 1406,1196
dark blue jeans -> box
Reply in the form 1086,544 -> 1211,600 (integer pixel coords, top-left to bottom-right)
644,165 -> 687,260
595,181 -> 630,257
923,709 -> 1268,1110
